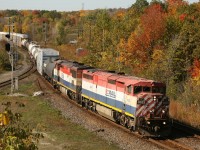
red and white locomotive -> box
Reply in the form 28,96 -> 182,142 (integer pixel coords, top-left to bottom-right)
81,69 -> 171,136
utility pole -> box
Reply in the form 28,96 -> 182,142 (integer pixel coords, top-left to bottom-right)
5,17 -> 15,94
11,19 -> 14,94
43,21 -> 47,47
32,23 -> 35,41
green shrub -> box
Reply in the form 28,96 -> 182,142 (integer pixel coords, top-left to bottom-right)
0,102 -> 43,150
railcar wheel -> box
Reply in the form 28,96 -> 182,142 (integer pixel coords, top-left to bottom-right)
53,84 -> 57,89
120,115 -> 126,126
126,118 -> 132,129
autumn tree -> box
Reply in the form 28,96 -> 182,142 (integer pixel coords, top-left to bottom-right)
122,3 -> 166,75
190,59 -> 200,85
130,0 -> 149,15
140,4 -> 166,56
166,0 -> 188,16
55,21 -> 66,45
0,41 -> 10,72
82,10 -> 112,68
169,16 -> 200,83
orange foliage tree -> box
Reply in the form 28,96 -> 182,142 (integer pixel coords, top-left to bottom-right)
190,59 -> 200,84
167,0 -> 188,16
124,4 -> 166,74
140,4 -> 166,56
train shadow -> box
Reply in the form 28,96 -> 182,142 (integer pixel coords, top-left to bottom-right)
168,120 -> 200,140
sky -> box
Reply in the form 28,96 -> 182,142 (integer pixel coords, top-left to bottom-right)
0,0 -> 199,11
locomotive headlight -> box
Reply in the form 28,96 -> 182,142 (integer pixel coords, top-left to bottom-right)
163,122 -> 166,125
153,96 -> 156,101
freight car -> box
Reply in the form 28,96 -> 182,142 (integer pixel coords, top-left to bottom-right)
0,32 -> 28,47
0,32 -> 171,137
36,48 -> 59,75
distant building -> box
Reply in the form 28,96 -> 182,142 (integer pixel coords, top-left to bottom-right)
69,39 -> 78,44
76,47 -> 87,57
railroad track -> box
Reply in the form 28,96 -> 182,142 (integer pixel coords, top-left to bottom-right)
147,119 -> 200,149
0,61 -> 36,89
149,138 -> 193,150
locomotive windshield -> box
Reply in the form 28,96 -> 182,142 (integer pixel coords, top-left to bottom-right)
143,86 -> 151,92
152,86 -> 166,94
134,86 -> 142,94
134,86 -> 166,94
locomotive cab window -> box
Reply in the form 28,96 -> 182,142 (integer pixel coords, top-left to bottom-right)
70,69 -> 76,78
152,87 -> 166,94
143,86 -> 151,92
134,86 -> 142,94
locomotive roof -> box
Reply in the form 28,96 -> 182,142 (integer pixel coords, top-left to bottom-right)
84,68 -> 99,73
82,69 -> 163,86
116,75 -> 154,86
56,59 -> 92,70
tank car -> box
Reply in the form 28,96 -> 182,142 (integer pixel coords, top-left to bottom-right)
21,39 -> 28,47
28,42 -> 37,54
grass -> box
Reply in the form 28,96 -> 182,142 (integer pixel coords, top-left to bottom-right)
0,79 -> 120,150
170,100 -> 200,128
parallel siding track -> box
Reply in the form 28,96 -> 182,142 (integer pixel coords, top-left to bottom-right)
0,60 -> 36,88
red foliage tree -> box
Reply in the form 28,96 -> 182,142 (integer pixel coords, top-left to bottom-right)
125,4 -> 167,74
179,13 -> 187,21
127,4 -> 166,60
140,4 -> 166,48
190,59 -> 200,81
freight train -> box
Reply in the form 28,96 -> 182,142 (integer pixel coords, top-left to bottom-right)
0,32 -> 171,137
